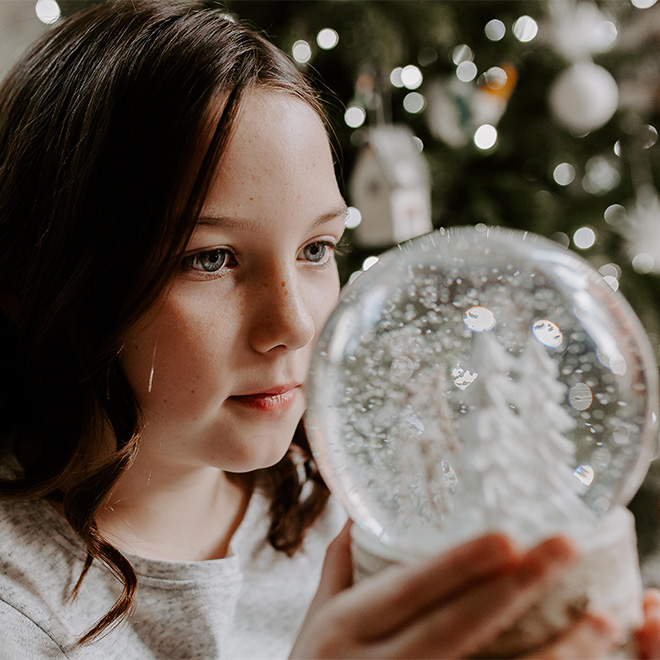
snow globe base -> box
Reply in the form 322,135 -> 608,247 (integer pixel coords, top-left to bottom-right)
350,506 -> 643,658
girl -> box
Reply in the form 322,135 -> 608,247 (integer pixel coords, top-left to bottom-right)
0,1 -> 657,657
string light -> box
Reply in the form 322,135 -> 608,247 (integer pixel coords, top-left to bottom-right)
553,163 -> 576,186
604,204 -> 626,226
483,66 -> 508,90
485,19 -> 506,41
390,67 -> 404,88
474,124 -> 498,150
35,0 -> 60,24
452,44 -> 474,65
316,28 -> 339,50
632,254 -> 655,273
642,125 -> 658,149
513,16 -> 538,42
631,0 -> 658,8
291,40 -> 312,64
344,105 -> 366,128
403,92 -> 425,114
456,61 -> 477,82
401,65 -> 423,90
345,207 -> 362,229
573,227 -> 596,249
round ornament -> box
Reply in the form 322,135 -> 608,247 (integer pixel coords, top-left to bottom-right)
548,61 -> 619,134
306,226 -> 658,557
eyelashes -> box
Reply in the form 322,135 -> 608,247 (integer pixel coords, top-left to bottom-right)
181,238 -> 349,279
182,248 -> 235,273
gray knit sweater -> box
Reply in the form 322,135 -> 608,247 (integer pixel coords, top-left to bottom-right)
0,487 -> 346,659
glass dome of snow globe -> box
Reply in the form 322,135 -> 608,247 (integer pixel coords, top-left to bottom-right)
306,226 -> 659,561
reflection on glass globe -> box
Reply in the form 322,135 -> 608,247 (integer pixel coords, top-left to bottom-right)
306,226 -> 659,556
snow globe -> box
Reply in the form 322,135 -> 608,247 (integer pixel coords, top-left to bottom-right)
306,225 -> 659,656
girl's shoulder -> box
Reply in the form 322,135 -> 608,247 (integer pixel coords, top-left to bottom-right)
0,495 -> 91,655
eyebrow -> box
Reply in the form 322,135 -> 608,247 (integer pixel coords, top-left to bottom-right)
197,204 -> 349,231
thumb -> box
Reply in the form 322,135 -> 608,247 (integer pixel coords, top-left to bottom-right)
312,520 -> 354,606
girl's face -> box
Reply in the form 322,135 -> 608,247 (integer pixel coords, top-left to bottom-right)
120,91 -> 347,474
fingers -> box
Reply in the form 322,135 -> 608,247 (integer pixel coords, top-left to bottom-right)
375,536 -> 578,659
636,588 -> 660,660
523,614 -> 618,660
333,532 -> 522,638
305,520 -> 354,618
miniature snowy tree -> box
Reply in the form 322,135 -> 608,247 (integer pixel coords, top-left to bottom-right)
395,366 -> 460,527
454,330 -> 542,538
516,336 -> 595,528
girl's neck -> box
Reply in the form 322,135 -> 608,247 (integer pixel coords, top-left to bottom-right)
95,458 -> 253,562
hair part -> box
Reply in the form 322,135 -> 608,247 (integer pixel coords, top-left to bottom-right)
0,0 -> 330,644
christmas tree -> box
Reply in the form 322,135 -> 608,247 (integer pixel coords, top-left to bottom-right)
214,0 -> 660,564
52,0 -> 660,569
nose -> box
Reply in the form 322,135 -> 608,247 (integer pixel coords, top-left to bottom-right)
247,267 -> 315,355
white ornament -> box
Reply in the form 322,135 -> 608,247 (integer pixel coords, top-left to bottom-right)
547,0 -> 618,62
549,61 -> 619,134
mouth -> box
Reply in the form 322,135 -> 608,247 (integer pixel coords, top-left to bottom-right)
228,383 -> 301,413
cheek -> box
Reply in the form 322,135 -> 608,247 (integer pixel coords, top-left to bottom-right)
120,294 -> 235,407
313,277 -> 340,332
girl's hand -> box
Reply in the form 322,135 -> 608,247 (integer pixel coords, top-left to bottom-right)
291,524 -> 619,659
636,588 -> 660,660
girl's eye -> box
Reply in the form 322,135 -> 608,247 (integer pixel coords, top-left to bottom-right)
183,248 -> 232,273
299,241 -> 333,264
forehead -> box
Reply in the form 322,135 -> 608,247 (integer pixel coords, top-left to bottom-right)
201,90 -> 337,216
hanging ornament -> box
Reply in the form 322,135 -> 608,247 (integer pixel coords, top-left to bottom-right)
545,1 -> 620,135
348,125 -> 432,247
426,62 -> 518,149
546,0 -> 618,62
548,61 -> 619,135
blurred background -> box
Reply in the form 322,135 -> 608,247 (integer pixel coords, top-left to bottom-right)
2,0 -> 660,574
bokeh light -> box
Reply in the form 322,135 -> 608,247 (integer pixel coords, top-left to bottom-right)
474,124 -> 498,150
403,92 -> 426,114
604,204 -> 626,226
401,65 -> 423,90
345,207 -> 362,229
344,105 -> 366,128
573,227 -> 596,249
35,0 -> 60,24
390,67 -> 404,88
632,254 -> 655,274
553,163 -> 576,186
483,66 -> 508,90
292,39 -> 312,63
316,28 -> 339,50
452,44 -> 474,65
642,125 -> 658,149
484,19 -> 506,41
456,61 -> 478,82
513,15 -> 538,42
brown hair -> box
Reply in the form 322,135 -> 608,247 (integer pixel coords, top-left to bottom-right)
0,0 -> 330,644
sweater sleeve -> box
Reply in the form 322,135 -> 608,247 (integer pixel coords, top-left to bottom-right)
0,600 -> 67,660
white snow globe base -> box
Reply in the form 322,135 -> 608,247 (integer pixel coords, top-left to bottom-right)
351,506 -> 643,659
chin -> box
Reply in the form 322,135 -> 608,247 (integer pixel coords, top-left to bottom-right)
222,440 -> 293,474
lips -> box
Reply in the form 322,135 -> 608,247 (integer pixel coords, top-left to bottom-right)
229,383 -> 301,413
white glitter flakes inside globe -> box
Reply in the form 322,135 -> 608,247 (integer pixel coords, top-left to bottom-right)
306,226 -> 659,556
